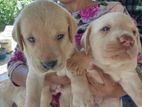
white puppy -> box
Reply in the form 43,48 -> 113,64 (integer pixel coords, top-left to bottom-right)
70,12 -> 142,107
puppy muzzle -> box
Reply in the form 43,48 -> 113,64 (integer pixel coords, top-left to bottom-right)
41,60 -> 57,70
118,34 -> 134,50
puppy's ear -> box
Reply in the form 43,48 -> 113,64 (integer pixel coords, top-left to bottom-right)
12,25 -> 16,42
81,26 -> 92,55
13,21 -> 24,51
67,14 -> 77,43
137,32 -> 142,51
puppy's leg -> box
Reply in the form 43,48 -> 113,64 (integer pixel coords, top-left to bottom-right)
0,100 -> 13,107
0,94 -> 13,107
60,86 -> 72,107
25,72 -> 42,107
40,85 -> 52,107
67,72 -> 93,107
100,98 -> 120,107
0,81 -> 14,107
120,71 -> 142,107
14,88 -> 26,107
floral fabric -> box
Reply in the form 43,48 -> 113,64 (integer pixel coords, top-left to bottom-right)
8,45 -> 26,67
73,2 -> 108,48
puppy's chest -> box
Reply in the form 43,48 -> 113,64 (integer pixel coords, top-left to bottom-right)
88,68 -> 127,83
87,67 -> 122,84
88,69 -> 104,84
102,68 -> 135,82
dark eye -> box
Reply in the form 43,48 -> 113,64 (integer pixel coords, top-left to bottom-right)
132,30 -> 136,35
27,36 -> 35,43
101,26 -> 111,32
56,34 -> 64,40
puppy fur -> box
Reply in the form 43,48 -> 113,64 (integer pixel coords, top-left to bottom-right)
0,80 -> 25,107
80,12 -> 142,107
13,1 -> 78,107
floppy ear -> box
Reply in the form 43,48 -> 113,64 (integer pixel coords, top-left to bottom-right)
81,26 -> 92,55
131,18 -> 141,52
67,14 -> 77,43
137,32 -> 142,52
13,21 -> 24,51
12,25 -> 16,42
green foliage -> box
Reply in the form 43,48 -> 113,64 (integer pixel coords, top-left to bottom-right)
0,0 -> 32,31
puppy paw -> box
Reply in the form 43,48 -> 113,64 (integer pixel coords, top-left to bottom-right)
72,92 -> 94,107
67,52 -> 93,76
67,62 -> 87,75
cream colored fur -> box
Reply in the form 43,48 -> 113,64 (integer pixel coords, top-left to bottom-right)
0,80 -> 25,107
79,12 -> 142,107
13,1 -> 80,107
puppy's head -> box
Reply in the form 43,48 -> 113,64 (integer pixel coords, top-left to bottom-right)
82,12 -> 141,68
13,1 -> 77,73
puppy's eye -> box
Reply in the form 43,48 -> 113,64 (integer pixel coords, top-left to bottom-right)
101,26 -> 111,32
132,30 -> 136,35
56,34 -> 64,40
27,36 -> 36,43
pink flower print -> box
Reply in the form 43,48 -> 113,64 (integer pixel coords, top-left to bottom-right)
80,4 -> 100,23
75,33 -> 82,49
8,50 -> 26,65
138,54 -> 142,63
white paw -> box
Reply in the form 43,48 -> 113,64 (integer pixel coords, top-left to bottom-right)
72,93 -> 94,107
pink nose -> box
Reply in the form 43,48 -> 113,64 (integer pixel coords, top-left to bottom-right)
118,34 -> 134,49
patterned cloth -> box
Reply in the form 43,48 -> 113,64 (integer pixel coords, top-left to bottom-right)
8,45 -> 26,66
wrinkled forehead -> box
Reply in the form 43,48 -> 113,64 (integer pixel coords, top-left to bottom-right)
19,3 -> 69,36
91,13 -> 136,31
20,15 -> 68,36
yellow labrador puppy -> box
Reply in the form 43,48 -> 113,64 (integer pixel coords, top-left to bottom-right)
13,1 -> 79,107
79,12 -> 142,107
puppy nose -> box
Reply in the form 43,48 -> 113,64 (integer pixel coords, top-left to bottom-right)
41,60 -> 57,70
119,34 -> 134,48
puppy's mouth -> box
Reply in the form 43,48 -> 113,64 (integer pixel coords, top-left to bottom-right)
103,43 -> 137,61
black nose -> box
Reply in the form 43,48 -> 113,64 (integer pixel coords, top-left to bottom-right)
41,60 -> 57,70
